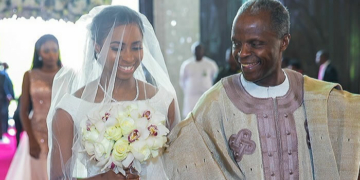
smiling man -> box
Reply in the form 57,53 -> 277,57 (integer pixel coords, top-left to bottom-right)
164,0 -> 360,179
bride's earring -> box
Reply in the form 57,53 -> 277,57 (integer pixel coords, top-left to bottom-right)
96,53 -> 100,59
39,56 -> 42,61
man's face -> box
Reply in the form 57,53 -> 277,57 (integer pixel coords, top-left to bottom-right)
195,46 -> 204,60
231,11 -> 290,86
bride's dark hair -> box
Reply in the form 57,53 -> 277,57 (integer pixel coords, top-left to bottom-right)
90,6 -> 144,45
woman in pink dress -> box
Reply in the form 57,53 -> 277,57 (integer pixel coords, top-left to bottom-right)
6,34 -> 61,180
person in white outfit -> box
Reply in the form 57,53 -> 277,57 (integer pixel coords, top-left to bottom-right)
179,42 -> 218,118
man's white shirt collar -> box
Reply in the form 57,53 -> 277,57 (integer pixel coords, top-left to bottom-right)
240,71 -> 289,98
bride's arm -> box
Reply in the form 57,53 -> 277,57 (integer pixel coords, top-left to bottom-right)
49,108 -> 76,180
167,100 -> 175,129
50,109 -> 136,180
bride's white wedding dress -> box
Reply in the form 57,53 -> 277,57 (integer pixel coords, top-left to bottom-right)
55,86 -> 173,178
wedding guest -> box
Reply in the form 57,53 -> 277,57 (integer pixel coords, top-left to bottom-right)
179,42 -> 218,118
6,34 -> 61,180
0,62 -> 14,140
316,49 -> 338,83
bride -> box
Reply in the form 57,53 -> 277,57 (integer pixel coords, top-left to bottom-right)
47,5 -> 180,180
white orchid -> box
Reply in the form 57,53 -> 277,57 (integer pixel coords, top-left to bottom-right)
130,140 -> 151,162
146,136 -> 168,157
87,105 -> 117,133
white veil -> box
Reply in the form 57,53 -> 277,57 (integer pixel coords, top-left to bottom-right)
47,5 -> 180,179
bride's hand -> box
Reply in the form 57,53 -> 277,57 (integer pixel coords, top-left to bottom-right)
29,137 -> 41,159
125,167 -> 140,180
103,170 -> 126,180
103,170 -> 139,180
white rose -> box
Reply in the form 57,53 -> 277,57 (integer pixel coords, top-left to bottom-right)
83,126 -> 99,142
118,116 -> 136,135
82,125 -> 98,155
94,137 -> 113,161
84,141 -> 95,156
112,138 -> 130,161
105,126 -> 123,141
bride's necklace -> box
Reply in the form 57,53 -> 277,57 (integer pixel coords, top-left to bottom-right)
99,79 -> 139,102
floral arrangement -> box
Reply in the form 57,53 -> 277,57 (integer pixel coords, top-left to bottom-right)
81,101 -> 169,176
0,0 -> 111,21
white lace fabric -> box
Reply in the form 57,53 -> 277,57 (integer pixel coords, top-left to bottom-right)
46,5 -> 180,180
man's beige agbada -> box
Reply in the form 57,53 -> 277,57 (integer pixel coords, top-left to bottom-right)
164,70 -> 360,180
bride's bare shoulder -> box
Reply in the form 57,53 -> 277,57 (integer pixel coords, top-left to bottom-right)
138,80 -> 159,99
73,80 -> 99,99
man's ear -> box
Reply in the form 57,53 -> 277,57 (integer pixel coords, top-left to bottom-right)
95,43 -> 101,54
280,34 -> 291,51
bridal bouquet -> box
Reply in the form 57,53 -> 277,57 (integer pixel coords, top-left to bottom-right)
81,101 -> 169,176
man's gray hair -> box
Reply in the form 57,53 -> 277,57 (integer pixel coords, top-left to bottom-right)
236,0 -> 290,38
